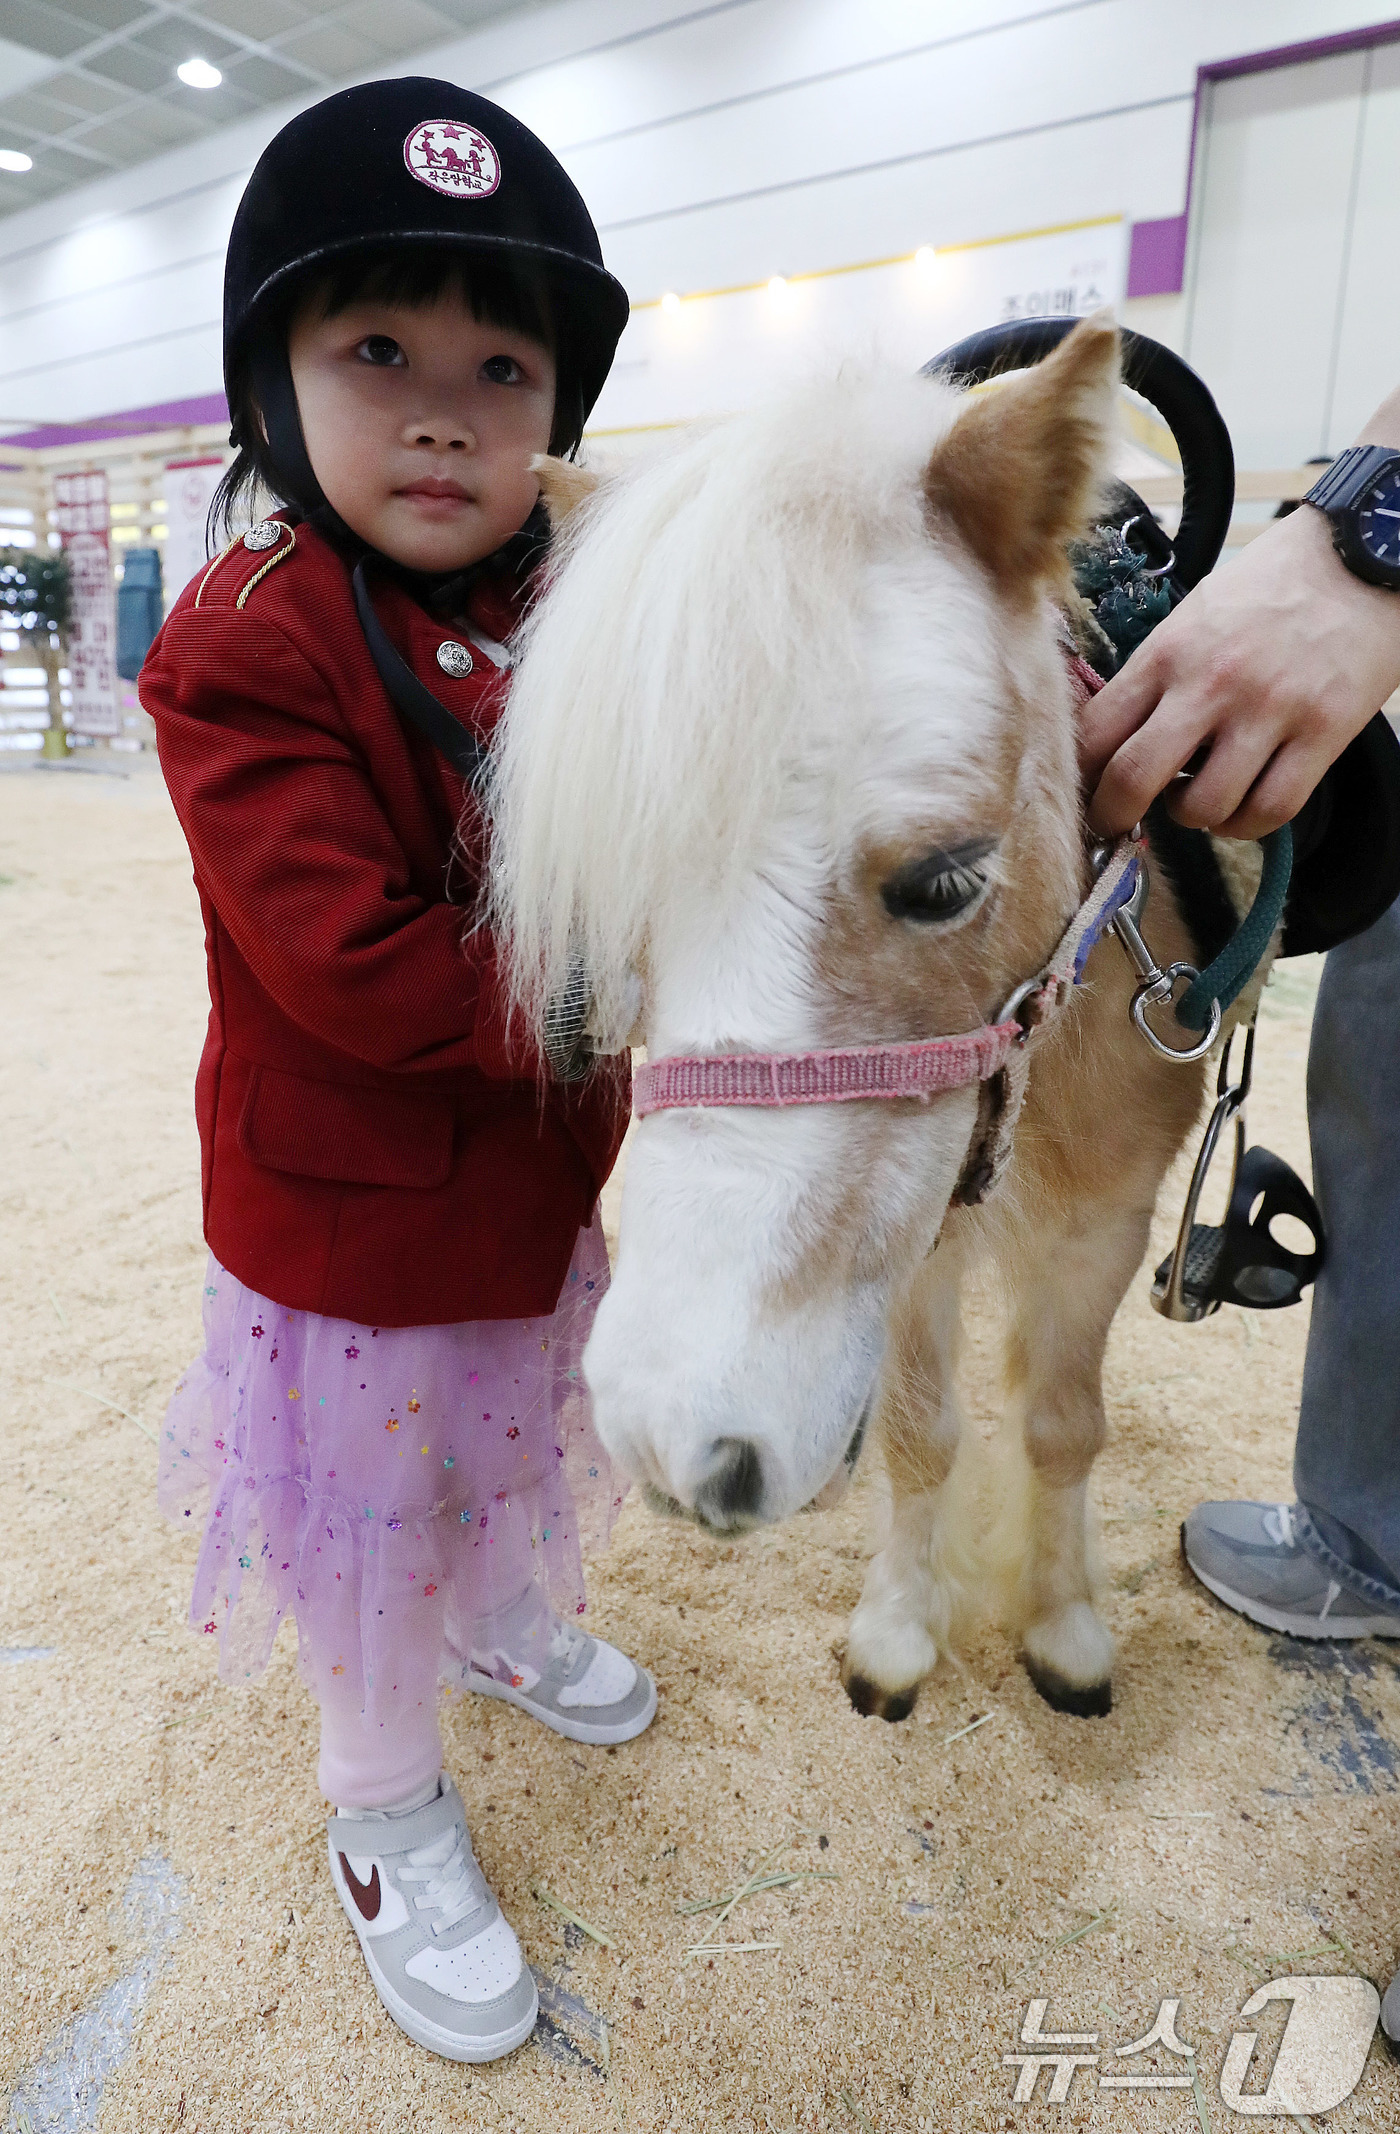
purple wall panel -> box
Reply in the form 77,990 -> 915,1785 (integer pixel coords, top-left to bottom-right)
1127,214 -> 1189,298
2,390 -> 228,452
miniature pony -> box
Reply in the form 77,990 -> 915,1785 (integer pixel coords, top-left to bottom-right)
489,319 -> 1209,1717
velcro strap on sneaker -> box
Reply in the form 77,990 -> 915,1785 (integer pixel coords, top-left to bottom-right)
331,1784 -> 466,1862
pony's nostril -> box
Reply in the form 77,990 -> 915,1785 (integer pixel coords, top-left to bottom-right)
693,1438 -> 764,1528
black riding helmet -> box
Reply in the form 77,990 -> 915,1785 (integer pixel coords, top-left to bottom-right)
221,76 -> 629,520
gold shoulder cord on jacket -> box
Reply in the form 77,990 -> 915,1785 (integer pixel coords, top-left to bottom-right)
193,533 -> 243,608
235,524 -> 296,609
192,522 -> 297,610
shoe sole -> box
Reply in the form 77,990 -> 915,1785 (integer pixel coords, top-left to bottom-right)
464,1665 -> 659,1744
1184,1538 -> 1400,1640
329,1843 -> 538,2063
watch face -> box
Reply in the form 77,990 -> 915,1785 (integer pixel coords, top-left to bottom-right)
1356,461 -> 1400,569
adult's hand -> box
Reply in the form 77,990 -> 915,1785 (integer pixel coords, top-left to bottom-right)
1081,463 -> 1400,841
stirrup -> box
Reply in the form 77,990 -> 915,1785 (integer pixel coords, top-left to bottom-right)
1151,1022 -> 1325,1322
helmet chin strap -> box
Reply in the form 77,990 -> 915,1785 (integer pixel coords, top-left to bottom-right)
248,345 -> 325,517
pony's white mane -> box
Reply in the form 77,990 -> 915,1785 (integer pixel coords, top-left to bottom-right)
487,368 -> 967,1043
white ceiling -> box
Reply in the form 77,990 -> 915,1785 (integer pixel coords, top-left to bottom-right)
0,0 -> 535,220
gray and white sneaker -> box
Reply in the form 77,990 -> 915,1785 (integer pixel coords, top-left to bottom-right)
1382,1966 -> 1400,2047
1182,1501 -> 1400,1639
328,1771 -> 537,2063
453,1581 -> 658,1746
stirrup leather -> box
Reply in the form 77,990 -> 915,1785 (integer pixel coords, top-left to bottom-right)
1151,1022 -> 1325,1322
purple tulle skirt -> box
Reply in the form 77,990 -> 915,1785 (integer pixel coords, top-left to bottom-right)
158,1218 -> 623,1729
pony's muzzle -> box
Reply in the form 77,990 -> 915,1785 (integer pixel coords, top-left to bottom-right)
643,1400 -> 871,1530
640,1438 -> 767,1533
692,1437 -> 765,1530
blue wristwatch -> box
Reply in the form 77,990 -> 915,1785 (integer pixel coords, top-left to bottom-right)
1303,444 -> 1400,590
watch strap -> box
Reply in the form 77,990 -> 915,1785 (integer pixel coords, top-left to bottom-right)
1303,443 -> 1400,514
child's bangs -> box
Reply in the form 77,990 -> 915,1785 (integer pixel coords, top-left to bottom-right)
313,246 -> 555,349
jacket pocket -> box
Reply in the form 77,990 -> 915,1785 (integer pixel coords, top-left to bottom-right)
237,1065 -> 455,1189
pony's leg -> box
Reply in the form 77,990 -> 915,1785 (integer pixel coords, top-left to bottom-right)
999,1202 -> 1153,1717
842,1237 -> 973,1722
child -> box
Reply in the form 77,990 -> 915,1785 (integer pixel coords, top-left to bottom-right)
143,80 -> 654,2065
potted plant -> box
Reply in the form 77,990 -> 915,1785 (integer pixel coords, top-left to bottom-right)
0,547 -> 72,760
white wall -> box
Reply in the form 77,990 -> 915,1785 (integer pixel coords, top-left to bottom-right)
1184,39 -> 1400,465
595,218 -> 1130,433
0,0 -> 1393,435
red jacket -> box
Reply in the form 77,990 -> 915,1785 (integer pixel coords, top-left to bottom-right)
143,516 -> 628,1327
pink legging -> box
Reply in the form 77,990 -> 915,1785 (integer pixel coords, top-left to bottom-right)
313,1656 -> 445,1808
303,1574 -> 447,1809
305,1567 -> 545,1807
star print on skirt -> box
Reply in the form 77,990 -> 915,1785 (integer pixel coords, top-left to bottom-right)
158,1215 -> 622,1731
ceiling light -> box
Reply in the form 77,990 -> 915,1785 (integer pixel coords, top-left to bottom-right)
0,150 -> 33,173
767,275 -> 788,296
661,290 -> 681,315
177,58 -> 222,89
914,245 -> 936,270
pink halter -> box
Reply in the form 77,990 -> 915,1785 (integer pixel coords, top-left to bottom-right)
632,655 -> 1136,1121
632,830 -> 1142,1117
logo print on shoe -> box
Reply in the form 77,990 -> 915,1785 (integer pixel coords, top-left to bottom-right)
403,121 -> 501,200
338,1853 -> 381,1922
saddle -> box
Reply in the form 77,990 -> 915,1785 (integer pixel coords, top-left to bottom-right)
932,319 -> 1400,1320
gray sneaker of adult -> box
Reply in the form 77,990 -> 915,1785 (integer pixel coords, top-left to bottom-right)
452,1581 -> 658,1746
1382,1967 -> 1400,2046
1182,1501 -> 1400,1639
328,1772 -> 537,2063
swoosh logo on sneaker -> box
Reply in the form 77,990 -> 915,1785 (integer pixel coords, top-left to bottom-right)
338,1852 -> 381,1923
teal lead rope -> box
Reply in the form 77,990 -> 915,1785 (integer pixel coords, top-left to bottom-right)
1069,515 -> 1294,1042
1175,823 -> 1293,1031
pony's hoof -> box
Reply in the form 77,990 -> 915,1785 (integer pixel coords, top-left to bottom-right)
842,1666 -> 919,1722
1023,1653 -> 1112,1717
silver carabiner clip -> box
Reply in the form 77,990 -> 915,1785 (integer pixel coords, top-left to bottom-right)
1092,847 -> 1222,1063
1129,968 -> 1222,1063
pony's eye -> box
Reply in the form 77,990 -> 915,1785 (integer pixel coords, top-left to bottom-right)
357,335 -> 405,367
880,847 -> 993,924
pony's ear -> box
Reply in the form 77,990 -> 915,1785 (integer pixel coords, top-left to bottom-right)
923,311 -> 1119,592
532,454 -> 602,527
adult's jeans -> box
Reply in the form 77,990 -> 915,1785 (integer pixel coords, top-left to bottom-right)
1294,898 -> 1400,1608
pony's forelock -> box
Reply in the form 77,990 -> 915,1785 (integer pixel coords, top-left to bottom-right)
486,369 -> 968,1045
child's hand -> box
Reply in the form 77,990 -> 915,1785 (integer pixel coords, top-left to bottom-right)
541,964 -> 640,1080
542,961 -> 597,1083
1079,503 -> 1400,840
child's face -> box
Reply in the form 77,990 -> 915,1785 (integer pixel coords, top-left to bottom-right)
287,282 -> 557,573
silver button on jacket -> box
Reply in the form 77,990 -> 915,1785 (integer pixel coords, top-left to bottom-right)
242,519 -> 283,552
435,640 -> 474,678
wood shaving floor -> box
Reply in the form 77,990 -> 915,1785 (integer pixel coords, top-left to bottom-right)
2,758 -> 1396,2132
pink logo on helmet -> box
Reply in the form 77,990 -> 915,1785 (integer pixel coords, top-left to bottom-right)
403,119 -> 501,200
